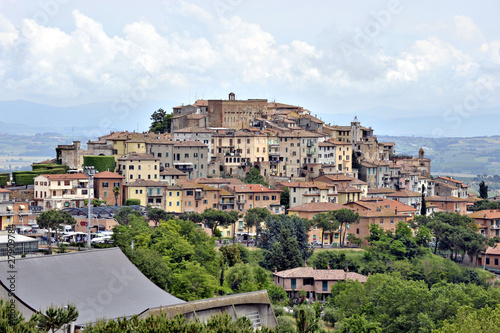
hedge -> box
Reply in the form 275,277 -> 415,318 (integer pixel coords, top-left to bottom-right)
32,163 -> 68,172
83,156 -> 116,173
125,199 -> 141,206
14,174 -> 37,186
0,175 -> 8,187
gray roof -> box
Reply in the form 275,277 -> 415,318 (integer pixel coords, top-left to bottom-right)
0,248 -> 184,325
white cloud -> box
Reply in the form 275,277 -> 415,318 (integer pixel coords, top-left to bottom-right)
454,15 -> 483,41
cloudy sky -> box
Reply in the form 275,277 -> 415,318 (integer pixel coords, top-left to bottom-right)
1,0 -> 499,135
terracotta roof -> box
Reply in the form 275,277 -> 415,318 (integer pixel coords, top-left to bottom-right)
94,171 -> 124,179
436,176 -> 463,184
426,195 -> 467,202
160,168 -> 186,176
231,184 -> 279,193
288,202 -> 346,213
280,181 -> 333,190
484,244 -> 500,255
348,198 -> 418,213
195,178 -> 244,185
194,100 -> 208,107
37,174 -> 88,180
273,267 -> 367,282
387,190 -> 421,198
126,180 -> 166,187
367,188 -> 397,195
219,189 -> 233,196
0,188 -> 11,193
186,114 -> 207,120
468,210 -> 500,219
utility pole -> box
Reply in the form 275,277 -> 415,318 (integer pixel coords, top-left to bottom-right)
84,166 -> 97,249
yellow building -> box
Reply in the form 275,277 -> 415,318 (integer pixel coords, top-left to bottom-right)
117,153 -> 160,184
212,130 -> 268,174
124,179 -> 167,209
165,185 -> 183,213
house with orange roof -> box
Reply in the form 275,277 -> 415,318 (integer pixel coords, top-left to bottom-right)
468,210 -> 500,239
273,266 -> 367,301
354,209 -> 412,245
0,189 -> 32,230
313,174 -> 368,197
386,190 -> 423,214
93,171 -> 124,206
434,176 -> 469,199
426,195 -> 468,215
227,183 -> 282,214
177,182 -> 220,213
287,202 -> 346,244
159,167 -> 187,186
34,173 -> 92,210
477,243 -> 500,270
280,181 -> 338,208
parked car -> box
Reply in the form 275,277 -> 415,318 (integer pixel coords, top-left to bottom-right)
311,240 -> 322,246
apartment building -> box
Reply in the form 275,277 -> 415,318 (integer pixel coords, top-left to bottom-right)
277,131 -> 322,178
178,182 -> 220,213
117,153 -> 160,184
93,171 -> 124,206
173,141 -> 209,179
34,174 -> 92,210
469,210 -> 500,239
211,129 -> 268,175
173,127 -> 212,160
0,189 -> 32,230
434,177 -> 469,199
124,179 -> 167,209
281,181 -> 338,208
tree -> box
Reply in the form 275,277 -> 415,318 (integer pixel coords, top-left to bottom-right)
246,207 -> 270,246
261,215 -> 313,265
244,212 -> 258,247
479,181 -> 488,199
435,306 -> 500,333
243,167 -> 269,187
37,209 -> 76,253
149,108 -> 173,133
112,186 -> 120,206
35,304 -> 78,333
201,208 -> 238,235
280,187 -> 290,210
313,212 -> 338,247
338,314 -> 382,333
420,185 -> 427,216
0,299 -> 37,332
334,209 -> 360,247
265,228 -> 304,271
147,207 -> 172,226
114,206 -> 144,225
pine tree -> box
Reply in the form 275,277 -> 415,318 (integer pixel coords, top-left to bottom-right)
479,181 -> 488,199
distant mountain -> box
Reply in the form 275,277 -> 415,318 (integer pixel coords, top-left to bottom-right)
0,99 -> 177,135
320,106 -> 500,137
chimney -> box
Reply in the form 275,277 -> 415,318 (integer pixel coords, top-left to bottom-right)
274,267 -> 277,273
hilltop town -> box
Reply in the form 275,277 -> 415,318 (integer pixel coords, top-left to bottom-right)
3,93 -> 500,332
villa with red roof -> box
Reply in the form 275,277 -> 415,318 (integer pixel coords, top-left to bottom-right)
273,266 -> 367,301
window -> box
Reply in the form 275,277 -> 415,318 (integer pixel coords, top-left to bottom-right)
169,191 -> 172,197
322,281 -> 328,292
129,165 -> 134,170
103,191 -> 107,198
291,278 -> 296,289
169,202 -> 172,206
157,153 -> 162,157
114,182 -> 120,187
138,165 -> 141,170
255,196 -> 260,201
303,278 -> 313,285
185,153 -> 189,158
135,190 -> 139,194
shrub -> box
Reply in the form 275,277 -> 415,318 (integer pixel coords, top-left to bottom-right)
0,175 -> 8,186
83,156 -> 116,173
125,199 -> 141,206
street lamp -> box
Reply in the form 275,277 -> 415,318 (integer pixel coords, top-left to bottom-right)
83,166 -> 97,249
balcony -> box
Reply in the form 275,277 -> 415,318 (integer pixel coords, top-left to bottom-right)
306,149 -> 314,156
194,192 -> 204,200
491,224 -> 500,229
219,199 -> 235,205
269,151 -> 280,156
174,163 -> 194,172
237,198 -> 247,204
269,143 -> 279,147
307,141 -> 313,147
